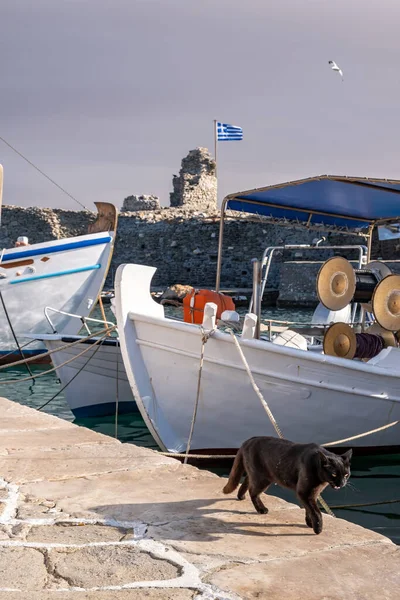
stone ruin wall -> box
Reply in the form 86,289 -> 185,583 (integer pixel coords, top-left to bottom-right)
1,147 -> 399,305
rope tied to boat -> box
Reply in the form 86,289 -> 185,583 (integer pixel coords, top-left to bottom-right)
184,325 -> 217,464
161,419 -> 400,459
36,334 -> 108,411
0,326 -> 116,385
0,325 -> 116,372
0,290 -> 36,384
228,331 -> 284,439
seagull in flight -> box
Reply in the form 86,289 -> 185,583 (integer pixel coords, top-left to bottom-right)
328,60 -> 344,81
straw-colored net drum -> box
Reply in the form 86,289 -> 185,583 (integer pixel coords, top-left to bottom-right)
372,274 -> 400,332
317,257 -> 392,312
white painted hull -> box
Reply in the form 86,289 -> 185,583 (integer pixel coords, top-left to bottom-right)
115,264 -> 400,453
34,334 -> 136,418
0,232 -> 114,354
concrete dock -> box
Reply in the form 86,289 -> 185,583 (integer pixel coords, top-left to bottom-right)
0,397 -> 398,599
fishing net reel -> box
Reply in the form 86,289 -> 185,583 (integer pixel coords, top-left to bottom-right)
317,256 -> 400,331
323,322 -> 397,360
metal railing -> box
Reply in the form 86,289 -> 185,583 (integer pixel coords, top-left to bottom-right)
249,241 -> 368,339
44,306 -> 115,335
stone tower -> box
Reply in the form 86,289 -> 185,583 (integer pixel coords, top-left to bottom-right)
169,147 -> 217,210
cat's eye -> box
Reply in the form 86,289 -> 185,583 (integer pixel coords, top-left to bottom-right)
344,474 -> 349,479
331,472 -> 337,477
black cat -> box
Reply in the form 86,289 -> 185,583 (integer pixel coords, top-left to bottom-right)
223,436 -> 352,534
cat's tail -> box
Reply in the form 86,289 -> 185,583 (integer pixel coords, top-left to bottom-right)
223,448 -> 244,494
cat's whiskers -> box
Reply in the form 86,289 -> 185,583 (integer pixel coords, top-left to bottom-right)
346,481 -> 360,493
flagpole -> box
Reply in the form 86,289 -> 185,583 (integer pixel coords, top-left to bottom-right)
213,119 -> 218,207
214,119 -> 218,174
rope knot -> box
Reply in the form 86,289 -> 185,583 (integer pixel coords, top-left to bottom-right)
200,325 -> 217,344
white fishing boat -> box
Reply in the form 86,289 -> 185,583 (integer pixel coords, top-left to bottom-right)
0,173 -> 117,363
114,175 -> 400,454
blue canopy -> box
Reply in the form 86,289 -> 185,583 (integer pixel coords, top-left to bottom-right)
225,176 -> 400,230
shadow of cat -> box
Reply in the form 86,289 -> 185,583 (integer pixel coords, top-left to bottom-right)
90,496 -> 312,542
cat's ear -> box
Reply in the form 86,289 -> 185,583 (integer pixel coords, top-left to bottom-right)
341,449 -> 353,463
318,450 -> 330,467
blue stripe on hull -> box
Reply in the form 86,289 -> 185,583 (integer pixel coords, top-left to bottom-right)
0,349 -> 46,356
2,235 -> 112,262
10,264 -> 101,284
71,400 -> 138,419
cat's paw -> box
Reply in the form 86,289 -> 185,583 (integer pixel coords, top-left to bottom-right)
237,494 -> 246,501
313,522 -> 323,535
305,515 -> 313,528
256,506 -> 269,514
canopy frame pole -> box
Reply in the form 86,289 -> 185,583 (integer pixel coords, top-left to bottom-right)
336,177 -> 400,197
251,258 -> 261,339
366,224 -> 374,262
216,196 -> 228,292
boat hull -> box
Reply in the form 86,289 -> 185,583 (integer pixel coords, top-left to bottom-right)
0,232 -> 114,353
36,335 -> 137,418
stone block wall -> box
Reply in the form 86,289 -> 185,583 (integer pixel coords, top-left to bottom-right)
278,262 -> 322,307
0,206 -> 92,248
121,195 -> 160,211
372,231 -> 400,259
109,209 -> 344,289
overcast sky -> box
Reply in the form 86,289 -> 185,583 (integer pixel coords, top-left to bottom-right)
1,0 -> 400,210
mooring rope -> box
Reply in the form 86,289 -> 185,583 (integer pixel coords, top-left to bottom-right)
184,325 -> 216,464
159,418 -> 399,460
98,295 -> 112,337
0,328 -> 116,385
0,325 -> 116,372
0,338 -> 40,363
323,421 -> 399,447
0,291 -> 35,383
329,499 -> 400,510
36,336 -> 106,411
228,331 -> 284,439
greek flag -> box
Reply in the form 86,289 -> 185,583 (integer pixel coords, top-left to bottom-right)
216,122 -> 243,141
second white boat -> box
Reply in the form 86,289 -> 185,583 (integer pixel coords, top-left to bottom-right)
29,332 -> 136,418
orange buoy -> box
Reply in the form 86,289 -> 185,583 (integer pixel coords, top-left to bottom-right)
183,289 -> 235,324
